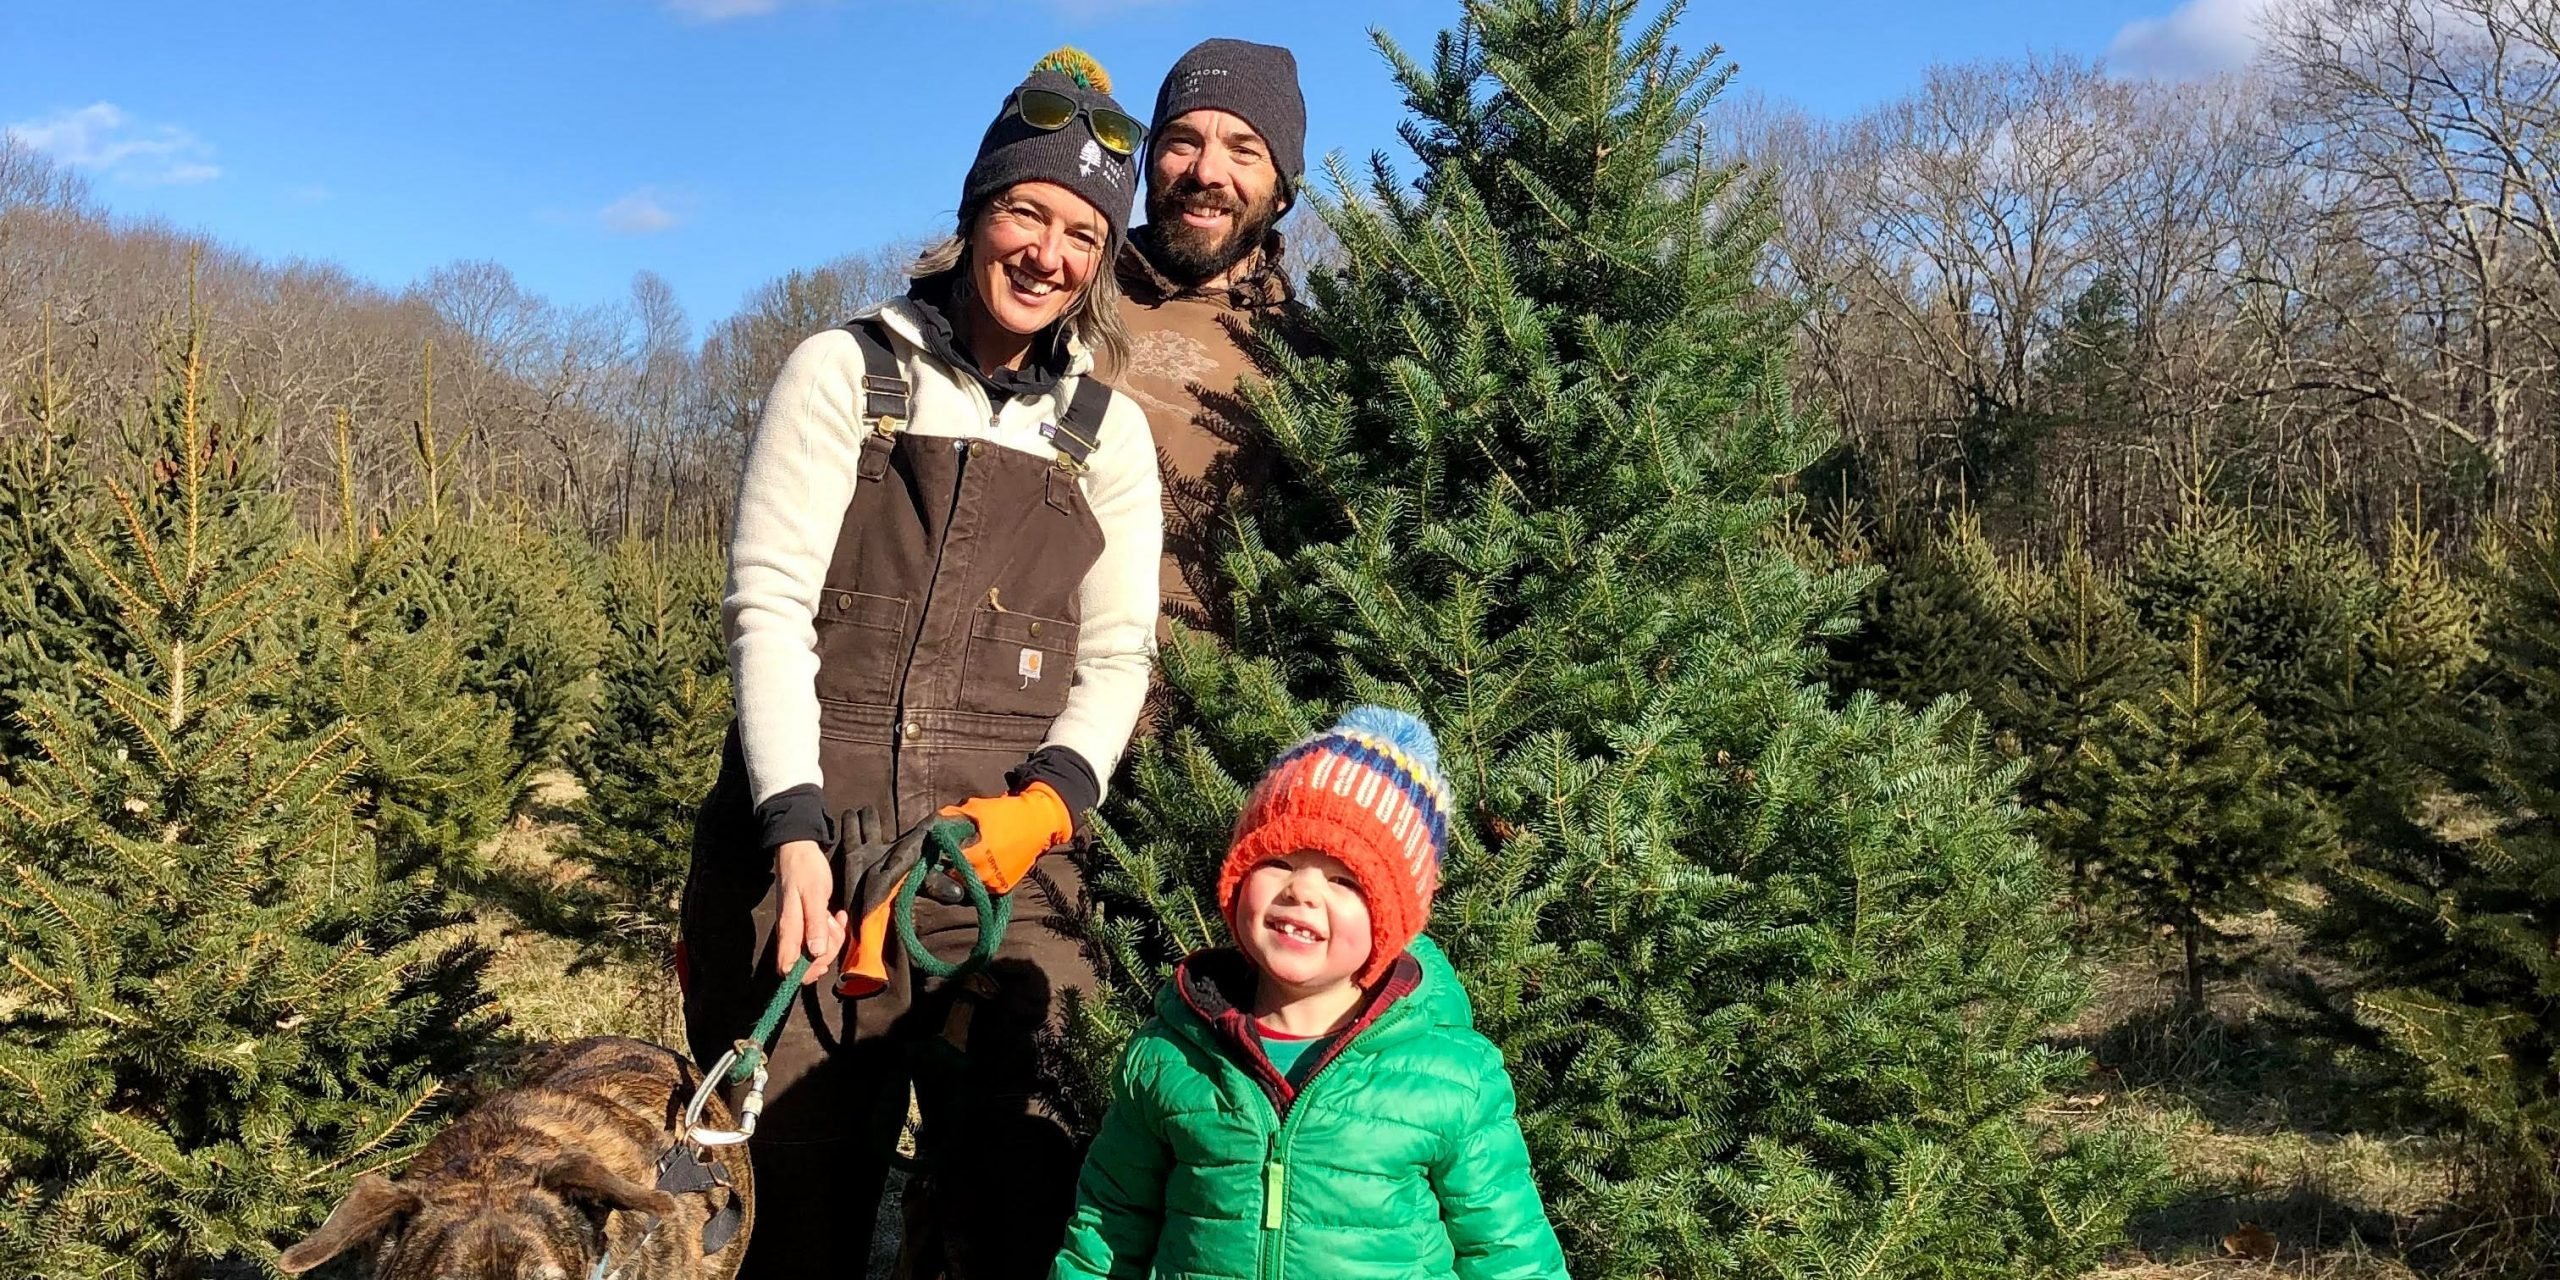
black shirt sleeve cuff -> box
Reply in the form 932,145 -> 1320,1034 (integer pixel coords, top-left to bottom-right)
1008,746 -> 1100,832
753,784 -> 832,852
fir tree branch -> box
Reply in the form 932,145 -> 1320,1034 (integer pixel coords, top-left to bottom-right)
194,552 -> 300,654
7,953 -> 101,1021
0,784 -> 52,827
241,723 -> 361,818
11,863 -> 103,961
304,1080 -> 444,1184
86,677 -> 178,777
93,479 -> 174,611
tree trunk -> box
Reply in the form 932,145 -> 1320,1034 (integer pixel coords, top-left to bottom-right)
2182,919 -> 2203,1007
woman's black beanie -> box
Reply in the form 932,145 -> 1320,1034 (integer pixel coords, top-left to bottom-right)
960,48 -> 1140,237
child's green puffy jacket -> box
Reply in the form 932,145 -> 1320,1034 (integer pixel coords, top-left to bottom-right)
1049,937 -> 1567,1279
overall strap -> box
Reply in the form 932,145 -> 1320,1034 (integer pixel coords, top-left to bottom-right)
1042,376 -> 1115,473
844,319 -> 911,437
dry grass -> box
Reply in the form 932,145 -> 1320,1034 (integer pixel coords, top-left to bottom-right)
463,771 -> 679,1050
2062,909 -> 2461,1279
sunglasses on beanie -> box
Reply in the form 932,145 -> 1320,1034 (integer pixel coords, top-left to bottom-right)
1013,87 -> 1145,157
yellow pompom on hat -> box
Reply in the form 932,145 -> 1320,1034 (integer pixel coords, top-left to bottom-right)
1031,46 -> 1110,93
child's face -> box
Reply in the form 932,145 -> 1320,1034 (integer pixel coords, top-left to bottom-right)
1233,849 -> 1374,995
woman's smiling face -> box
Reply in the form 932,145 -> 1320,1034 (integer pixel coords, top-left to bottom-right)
970,181 -> 1108,337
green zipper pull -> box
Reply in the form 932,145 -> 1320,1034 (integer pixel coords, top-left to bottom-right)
1262,1160 -> 1286,1230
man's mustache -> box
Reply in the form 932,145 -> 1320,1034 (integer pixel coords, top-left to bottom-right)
1156,178 -> 1244,218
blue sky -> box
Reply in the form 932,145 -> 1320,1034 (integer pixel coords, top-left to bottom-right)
3,0 -> 2265,337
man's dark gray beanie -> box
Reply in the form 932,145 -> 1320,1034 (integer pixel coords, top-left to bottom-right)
961,59 -> 1139,238
1152,38 -> 1307,187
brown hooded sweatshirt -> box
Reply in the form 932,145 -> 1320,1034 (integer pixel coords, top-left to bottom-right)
1114,227 -> 1301,640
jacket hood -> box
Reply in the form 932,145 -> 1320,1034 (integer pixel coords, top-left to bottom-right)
1403,934 -> 1474,1030
860,280 -> 1098,392
1160,945 -> 1429,1112
1117,225 -> 1295,313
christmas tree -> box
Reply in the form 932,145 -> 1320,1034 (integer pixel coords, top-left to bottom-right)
2293,519 -> 2481,849
0,300 -> 496,1276
2123,510 -> 2387,794
1996,546 -> 2168,921
2092,618 -> 2329,1004
0,315 -> 122,763
559,536 -> 730,963
1826,513 -> 2026,724
286,410 -> 521,883
1088,2 -> 2165,1273
2301,513 -> 2560,1253
351,514 -> 607,812
320,354 -> 605,813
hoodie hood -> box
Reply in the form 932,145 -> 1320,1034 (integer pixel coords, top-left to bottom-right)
860,276 -> 1096,400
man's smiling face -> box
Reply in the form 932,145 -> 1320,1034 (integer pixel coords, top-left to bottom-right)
1145,108 -> 1289,286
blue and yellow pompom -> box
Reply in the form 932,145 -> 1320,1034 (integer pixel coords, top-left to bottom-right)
1032,46 -> 1111,93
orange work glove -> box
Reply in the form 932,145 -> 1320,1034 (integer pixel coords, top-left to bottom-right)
838,896 -> 897,999
939,782 -> 1074,895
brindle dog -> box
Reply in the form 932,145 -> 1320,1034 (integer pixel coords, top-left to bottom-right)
278,1036 -> 754,1280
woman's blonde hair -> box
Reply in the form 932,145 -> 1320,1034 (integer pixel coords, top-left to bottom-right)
911,194 -> 1133,376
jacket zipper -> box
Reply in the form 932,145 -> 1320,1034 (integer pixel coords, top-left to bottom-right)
1253,992 -> 1424,1278
1261,1120 -> 1291,1279
891,385 -> 1000,782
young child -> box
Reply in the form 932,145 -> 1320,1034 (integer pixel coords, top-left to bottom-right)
1050,707 -> 1568,1279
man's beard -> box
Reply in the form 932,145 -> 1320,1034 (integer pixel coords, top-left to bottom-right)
1144,175 -> 1284,287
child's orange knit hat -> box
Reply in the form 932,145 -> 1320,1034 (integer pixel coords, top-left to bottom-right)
1218,707 -> 1453,986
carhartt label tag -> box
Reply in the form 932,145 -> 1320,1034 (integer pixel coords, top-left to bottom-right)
1018,648 -> 1043,682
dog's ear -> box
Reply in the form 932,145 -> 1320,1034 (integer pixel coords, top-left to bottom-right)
540,1153 -> 680,1216
278,1174 -> 422,1273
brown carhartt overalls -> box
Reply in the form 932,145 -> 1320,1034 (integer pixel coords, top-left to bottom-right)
682,319 -> 1117,1280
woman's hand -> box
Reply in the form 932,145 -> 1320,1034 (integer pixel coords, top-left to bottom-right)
772,839 -> 846,984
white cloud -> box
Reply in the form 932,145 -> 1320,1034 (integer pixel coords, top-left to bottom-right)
2107,0 -> 2280,79
600,188 -> 684,234
5,102 -> 221,185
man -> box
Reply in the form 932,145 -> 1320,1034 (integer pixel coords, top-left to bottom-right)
1117,37 -> 1307,638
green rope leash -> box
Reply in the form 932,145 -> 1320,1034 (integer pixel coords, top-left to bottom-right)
726,953 -> 811,1084
896,818 -> 1013,979
721,819 -> 1011,1086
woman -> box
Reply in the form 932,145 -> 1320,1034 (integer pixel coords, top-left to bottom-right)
681,49 -> 1161,1280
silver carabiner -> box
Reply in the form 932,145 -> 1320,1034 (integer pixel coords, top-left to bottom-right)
681,1042 -> 767,1148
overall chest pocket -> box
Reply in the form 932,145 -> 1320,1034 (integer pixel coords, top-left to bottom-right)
958,606 -> 1079,720
812,589 -> 910,707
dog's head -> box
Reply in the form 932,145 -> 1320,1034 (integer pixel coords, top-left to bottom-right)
277,1154 -> 678,1280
